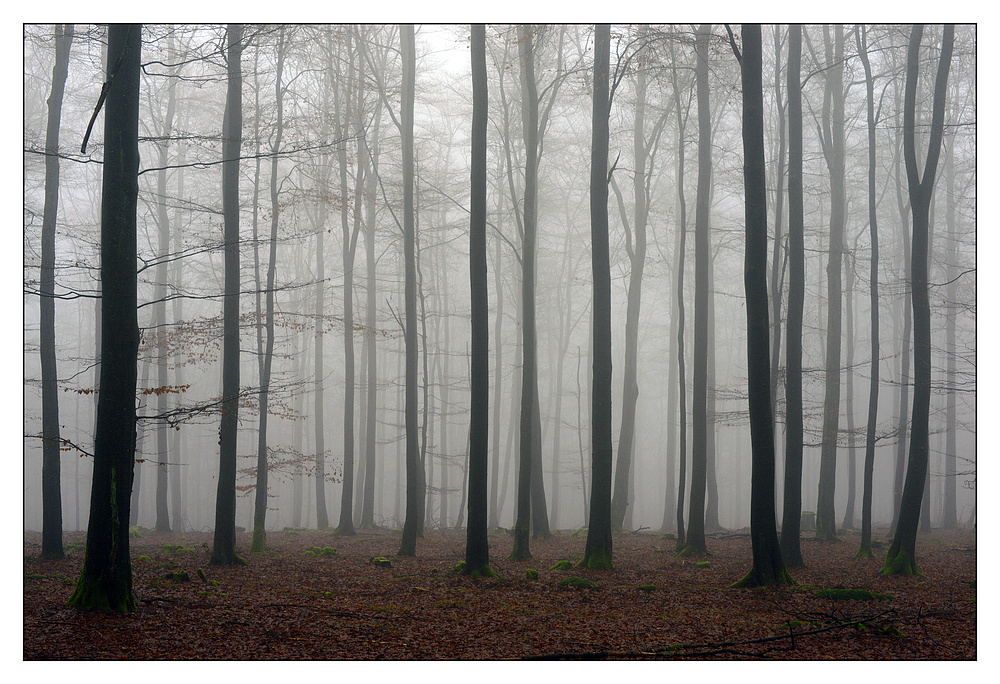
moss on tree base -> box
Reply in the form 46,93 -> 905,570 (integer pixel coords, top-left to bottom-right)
578,550 -> 613,570
462,563 -> 498,579
882,547 -> 922,576
675,544 -> 709,559
67,575 -> 136,614
250,527 -> 266,553
855,545 -> 876,560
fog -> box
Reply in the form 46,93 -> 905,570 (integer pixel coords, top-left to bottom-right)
23,24 -> 975,542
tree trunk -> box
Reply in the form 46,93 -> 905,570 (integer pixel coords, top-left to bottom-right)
511,23 -> 539,560
68,23 -> 141,612
681,24 -> 712,558
581,23 -> 613,570
211,24 -> 246,566
251,27 -> 285,553
942,112 -> 958,530
815,24 -> 846,542
611,30 -> 648,531
885,24 -> 954,576
731,24 -> 794,588
464,23 -> 494,576
856,25 -> 881,558
779,24 -> 805,568
398,23 -> 421,556
40,23 -> 73,560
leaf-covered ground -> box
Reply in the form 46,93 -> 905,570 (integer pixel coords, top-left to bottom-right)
23,526 -> 975,660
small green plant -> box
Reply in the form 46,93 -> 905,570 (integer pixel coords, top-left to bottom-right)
434,598 -> 465,609
451,560 -> 466,573
304,546 -> 338,556
209,579 -> 220,587
324,591 -> 335,600
163,571 -> 191,582
560,576 -> 599,590
550,560 -> 574,571
695,561 -> 711,568
526,569 -> 539,580
136,555 -> 152,563
637,584 -> 656,592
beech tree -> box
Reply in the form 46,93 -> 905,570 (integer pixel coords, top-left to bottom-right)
463,23 -> 495,577
67,23 -> 141,613
884,24 -> 954,576
581,23 -> 613,570
210,23 -> 246,566
40,23 -> 73,560
730,23 -> 794,588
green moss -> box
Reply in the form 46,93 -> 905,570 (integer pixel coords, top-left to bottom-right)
882,545 -> 922,576
451,560 -> 466,573
675,544 -> 709,558
659,533 -> 676,541
209,579 -> 220,587
463,564 -> 499,578
305,546 -> 339,557
24,574 -> 47,580
324,591 -> 335,599
526,569 -> 539,580
369,557 -> 393,568
578,550 -> 614,570
250,527 -> 266,553
549,559 -> 574,571
637,584 -> 656,592
136,555 -> 152,563
434,598 -> 466,609
560,576 -> 599,590
163,571 -> 191,582
696,561 -> 711,568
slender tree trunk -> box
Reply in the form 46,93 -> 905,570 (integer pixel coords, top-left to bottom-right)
511,24 -> 539,559
40,23 -> 73,559
170,134 -> 186,532
842,252 -> 857,530
581,23 -> 614,570
68,24 -> 141,612
682,24 -> 712,558
398,24 -> 421,556
251,27 -> 285,553
211,24 -> 246,566
942,119 -> 958,530
669,41 -> 689,549
731,24 -> 794,588
488,226 -> 504,529
611,33 -> 648,531
464,23 -> 494,576
885,24 -> 954,576
779,24 -> 805,568
856,24 -> 881,558
815,24 -> 846,542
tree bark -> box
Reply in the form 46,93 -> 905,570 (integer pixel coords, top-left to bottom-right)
731,24 -> 794,588
40,23 -> 73,560
581,23 -> 614,570
211,23 -> 246,566
398,23 -> 421,556
884,24 -> 954,576
68,23 -> 141,612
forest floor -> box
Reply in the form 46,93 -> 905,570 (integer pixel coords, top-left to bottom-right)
24,525 -> 975,660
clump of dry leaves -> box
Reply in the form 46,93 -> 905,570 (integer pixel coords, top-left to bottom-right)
24,526 -> 975,659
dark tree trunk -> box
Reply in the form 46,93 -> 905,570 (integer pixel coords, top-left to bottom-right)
668,40 -> 689,548
731,24 -> 794,588
211,23 -> 246,566
398,23 -> 421,557
682,24 -> 712,558
581,23 -> 613,570
464,24 -> 495,577
885,24 -> 954,576
251,27 -> 285,553
779,24 -> 805,568
338,28 -> 362,537
68,23 -> 141,612
40,23 -> 73,560
815,24 -> 846,542
511,23 -> 538,559
856,25 -> 881,559
942,115 -> 958,530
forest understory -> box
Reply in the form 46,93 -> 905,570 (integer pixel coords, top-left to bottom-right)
24,526 -> 975,660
